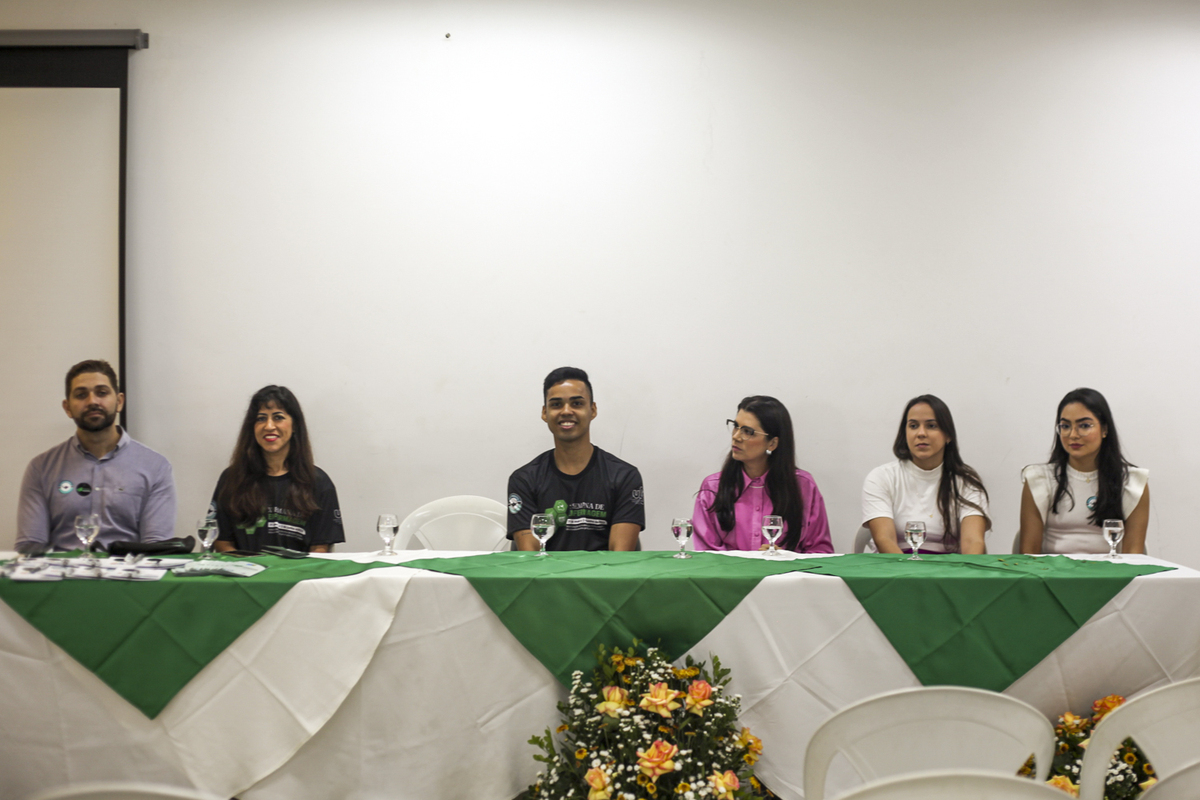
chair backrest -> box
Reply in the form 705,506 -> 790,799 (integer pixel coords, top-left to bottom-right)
397,495 -> 508,551
1012,531 -> 1021,554
834,769 -> 1068,800
803,686 -> 1057,800
26,782 -> 223,800
1137,756 -> 1200,800
853,525 -> 872,553
1078,677 -> 1200,799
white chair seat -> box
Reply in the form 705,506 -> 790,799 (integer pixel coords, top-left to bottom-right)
853,525 -> 872,553
397,495 -> 508,551
803,686 -> 1056,800
1137,757 -> 1200,800
1079,677 -> 1200,799
834,769 -> 1068,800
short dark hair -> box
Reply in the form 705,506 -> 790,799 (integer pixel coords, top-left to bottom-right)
543,366 -> 593,403
65,359 -> 120,397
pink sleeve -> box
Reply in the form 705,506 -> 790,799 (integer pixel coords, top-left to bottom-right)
797,471 -> 834,554
691,482 -> 723,551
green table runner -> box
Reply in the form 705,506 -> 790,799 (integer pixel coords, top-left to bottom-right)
404,551 -> 1171,692
403,551 -> 824,684
0,556 -> 394,718
801,554 -> 1172,691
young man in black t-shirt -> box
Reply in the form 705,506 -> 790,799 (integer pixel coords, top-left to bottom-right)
507,367 -> 645,551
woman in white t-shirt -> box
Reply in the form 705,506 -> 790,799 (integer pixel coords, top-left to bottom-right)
862,395 -> 990,554
1018,388 -> 1149,555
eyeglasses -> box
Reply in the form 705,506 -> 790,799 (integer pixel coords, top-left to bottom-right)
727,419 -> 771,439
1057,420 -> 1097,436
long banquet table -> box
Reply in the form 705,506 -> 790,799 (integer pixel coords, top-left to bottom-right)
1,550 -> 1198,800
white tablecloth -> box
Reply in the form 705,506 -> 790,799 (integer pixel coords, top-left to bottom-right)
1,552 -> 1197,800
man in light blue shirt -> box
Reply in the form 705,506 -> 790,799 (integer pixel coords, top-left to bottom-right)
16,359 -> 177,554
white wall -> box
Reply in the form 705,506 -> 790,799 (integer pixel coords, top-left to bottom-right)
1,87 -> 121,546
3,0 -> 1198,565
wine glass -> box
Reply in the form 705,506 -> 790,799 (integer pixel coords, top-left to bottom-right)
1103,519 -> 1124,560
376,514 -> 399,556
671,518 -> 693,559
530,514 -> 556,557
74,514 -> 101,563
196,518 -> 219,560
762,515 -> 784,558
904,521 -> 926,561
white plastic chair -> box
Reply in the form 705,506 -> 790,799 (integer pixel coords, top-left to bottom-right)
1140,757 -> 1200,800
803,686 -> 1056,800
396,495 -> 508,551
25,783 -> 222,800
853,525 -> 872,553
1078,677 -> 1200,800
834,769 -> 1068,800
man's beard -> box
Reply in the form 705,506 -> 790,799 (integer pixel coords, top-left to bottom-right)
75,407 -> 117,433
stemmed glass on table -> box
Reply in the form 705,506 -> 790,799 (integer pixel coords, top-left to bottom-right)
762,515 -> 784,558
904,520 -> 926,561
530,514 -> 556,557
1103,519 -> 1125,560
74,514 -> 101,564
376,514 -> 399,556
197,518 -> 220,559
671,518 -> 693,559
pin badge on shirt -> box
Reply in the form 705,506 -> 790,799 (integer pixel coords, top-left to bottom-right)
76,483 -> 92,496
58,480 -> 74,494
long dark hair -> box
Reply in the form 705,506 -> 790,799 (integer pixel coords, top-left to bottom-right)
709,396 -> 806,550
892,394 -> 990,553
218,385 -> 320,527
1048,388 -> 1131,525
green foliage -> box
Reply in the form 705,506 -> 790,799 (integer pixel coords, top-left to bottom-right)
525,642 -> 771,800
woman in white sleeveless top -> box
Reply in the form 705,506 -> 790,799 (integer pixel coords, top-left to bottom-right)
1018,388 -> 1149,555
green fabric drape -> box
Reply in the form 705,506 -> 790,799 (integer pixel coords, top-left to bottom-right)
404,551 -> 828,684
0,556 -> 394,718
405,551 -> 1170,691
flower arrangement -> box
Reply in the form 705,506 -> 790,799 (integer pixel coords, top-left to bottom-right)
1024,694 -> 1156,798
523,642 -> 769,800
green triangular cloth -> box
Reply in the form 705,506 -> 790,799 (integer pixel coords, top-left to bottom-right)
405,552 -> 1170,692
802,554 -> 1171,691
403,550 -> 822,684
0,555 -> 395,718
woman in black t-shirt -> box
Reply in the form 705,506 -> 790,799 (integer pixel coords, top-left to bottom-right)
211,385 -> 344,554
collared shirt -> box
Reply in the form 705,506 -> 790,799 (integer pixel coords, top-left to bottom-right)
692,468 -> 834,553
16,429 -> 177,553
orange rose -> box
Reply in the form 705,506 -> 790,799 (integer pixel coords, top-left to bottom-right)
1046,775 -> 1079,797
595,686 -> 632,717
685,680 -> 715,716
584,767 -> 613,800
736,726 -> 763,756
636,739 -> 679,782
709,769 -> 740,800
1058,712 -> 1089,734
1091,695 -> 1125,722
639,682 -> 684,718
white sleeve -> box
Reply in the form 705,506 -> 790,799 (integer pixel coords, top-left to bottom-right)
957,478 -> 989,520
1021,464 -> 1053,523
861,464 -> 896,526
1122,467 -> 1149,518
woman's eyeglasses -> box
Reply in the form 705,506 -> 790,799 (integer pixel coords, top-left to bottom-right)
727,419 -> 770,439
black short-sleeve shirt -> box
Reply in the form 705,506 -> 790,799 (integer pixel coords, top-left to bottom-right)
211,467 -> 345,553
506,447 -> 645,551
